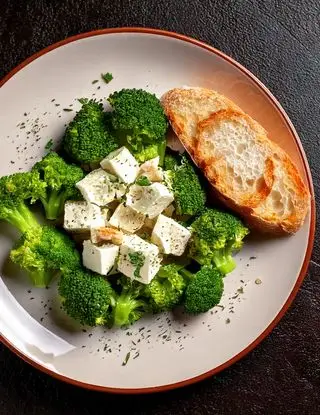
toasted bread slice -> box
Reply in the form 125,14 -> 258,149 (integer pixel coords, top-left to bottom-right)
161,88 -> 310,234
161,87 -> 242,157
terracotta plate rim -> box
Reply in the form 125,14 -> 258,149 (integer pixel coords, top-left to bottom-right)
0,27 -> 316,394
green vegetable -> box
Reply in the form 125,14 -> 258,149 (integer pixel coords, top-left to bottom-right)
101,72 -> 113,83
163,153 -> 179,171
189,209 -> 249,274
0,172 -> 46,233
128,252 -> 145,279
108,89 -> 168,164
181,266 -> 224,314
63,98 -> 119,169
58,268 -> 116,327
113,277 -> 149,327
0,172 -> 80,287
145,264 -> 186,312
33,152 -> 84,220
164,154 -> 206,217
11,226 -> 81,287
135,175 -> 151,186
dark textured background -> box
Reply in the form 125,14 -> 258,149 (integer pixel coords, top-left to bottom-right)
1,0 -> 319,413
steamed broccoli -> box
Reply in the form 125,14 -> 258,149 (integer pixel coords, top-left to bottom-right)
145,264 -> 186,312
108,89 -> 168,164
181,266 -> 224,314
33,152 -> 84,220
0,172 -> 46,233
164,154 -> 206,217
113,276 -> 149,327
189,209 -> 249,274
10,226 -> 81,287
59,268 -> 116,326
164,153 -> 179,171
63,99 -> 119,169
0,172 -> 80,287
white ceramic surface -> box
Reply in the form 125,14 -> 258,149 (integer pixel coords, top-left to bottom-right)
0,29 -> 314,392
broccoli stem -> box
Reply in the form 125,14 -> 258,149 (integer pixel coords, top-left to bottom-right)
211,248 -> 236,275
113,294 -> 143,327
41,189 -> 66,220
157,139 -> 167,166
6,202 -> 40,233
28,268 -> 56,288
179,268 -> 194,280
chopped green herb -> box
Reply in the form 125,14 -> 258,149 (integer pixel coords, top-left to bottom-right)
237,286 -> 244,294
226,318 -> 231,324
128,251 -> 145,279
255,278 -> 262,285
122,352 -> 131,366
63,108 -> 73,112
92,80 -> 99,84
45,138 -> 54,151
101,72 -> 113,84
136,175 -> 151,186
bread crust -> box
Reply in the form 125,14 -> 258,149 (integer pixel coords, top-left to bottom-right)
161,88 -> 310,234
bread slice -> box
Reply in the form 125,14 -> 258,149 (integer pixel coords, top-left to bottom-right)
161,87 -> 242,157
161,88 -> 310,234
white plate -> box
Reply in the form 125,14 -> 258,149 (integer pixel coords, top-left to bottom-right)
0,28 -> 315,393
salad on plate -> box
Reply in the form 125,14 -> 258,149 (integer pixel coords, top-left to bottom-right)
0,88 -> 249,329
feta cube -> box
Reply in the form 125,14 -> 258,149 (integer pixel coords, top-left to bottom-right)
100,146 -> 139,184
151,214 -> 191,256
82,240 -> 119,275
117,234 -> 161,284
126,183 -> 174,219
138,157 -> 163,182
76,168 -> 126,206
63,201 -> 105,232
109,203 -> 145,233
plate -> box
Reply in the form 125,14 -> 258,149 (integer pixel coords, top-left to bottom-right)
0,28 -> 315,393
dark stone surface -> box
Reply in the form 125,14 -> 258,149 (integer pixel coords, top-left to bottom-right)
0,0 -> 319,413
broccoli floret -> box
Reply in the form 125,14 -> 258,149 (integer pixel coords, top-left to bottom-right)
164,153 -> 179,171
164,154 -> 206,217
63,99 -> 119,169
10,226 -> 81,287
0,172 -> 46,233
113,277 -> 149,327
181,266 -> 224,314
145,264 -> 186,312
59,268 -> 116,327
108,89 -> 168,164
33,152 -> 84,220
0,172 -> 80,287
189,209 -> 249,274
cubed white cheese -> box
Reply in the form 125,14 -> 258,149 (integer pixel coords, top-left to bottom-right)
117,234 -> 161,284
109,203 -> 145,233
138,157 -> 163,182
82,240 -> 119,275
126,183 -> 174,219
100,146 -> 139,184
76,168 -> 126,206
63,201 -> 105,232
151,214 -> 191,256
